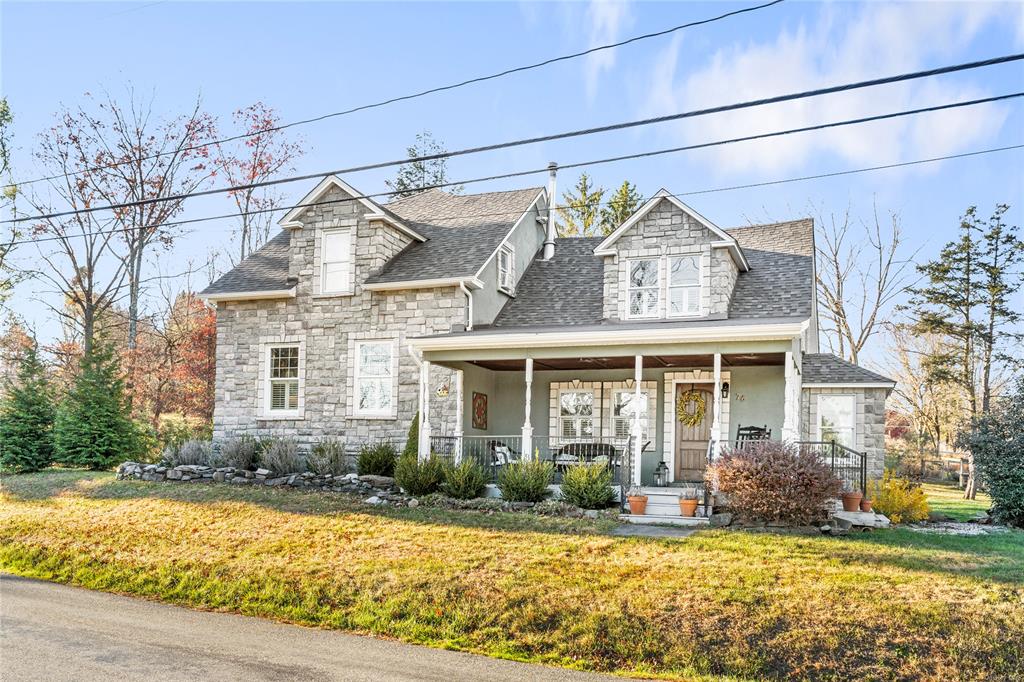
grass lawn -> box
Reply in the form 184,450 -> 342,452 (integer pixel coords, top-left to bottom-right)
922,481 -> 993,521
2,470 -> 1022,681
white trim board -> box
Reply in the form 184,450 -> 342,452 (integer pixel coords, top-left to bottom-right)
202,288 -> 296,303
278,175 -> 425,242
363,276 -> 485,292
593,190 -> 750,271
803,382 -> 895,389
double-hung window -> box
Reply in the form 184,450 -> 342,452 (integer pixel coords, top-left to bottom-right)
559,390 -> 595,441
497,244 -> 516,294
321,228 -> 352,294
668,255 -> 700,316
355,341 -> 394,417
267,345 -> 300,415
612,389 -> 650,441
817,395 -> 856,449
627,259 -> 659,318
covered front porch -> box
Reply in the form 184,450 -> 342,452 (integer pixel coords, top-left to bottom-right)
413,338 -> 805,489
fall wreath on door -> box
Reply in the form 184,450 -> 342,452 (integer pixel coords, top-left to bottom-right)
676,387 -> 706,428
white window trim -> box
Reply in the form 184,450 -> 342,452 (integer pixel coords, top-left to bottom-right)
666,254 -> 703,319
816,393 -> 857,449
497,243 -> 516,295
605,383 -> 656,442
261,342 -> 304,419
625,257 -> 661,320
556,387 -> 597,443
352,338 -> 399,419
319,226 -> 354,296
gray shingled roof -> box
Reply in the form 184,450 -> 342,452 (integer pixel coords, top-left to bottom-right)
202,187 -> 543,296
491,219 -> 815,328
802,353 -> 894,385
493,238 -> 605,327
365,188 -> 544,284
201,230 -> 292,295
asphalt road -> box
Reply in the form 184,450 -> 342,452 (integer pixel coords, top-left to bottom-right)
0,574 -> 622,681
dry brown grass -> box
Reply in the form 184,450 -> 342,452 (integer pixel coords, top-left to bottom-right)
2,470 -> 1022,681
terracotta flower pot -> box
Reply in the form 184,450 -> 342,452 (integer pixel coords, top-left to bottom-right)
859,498 -> 873,513
841,491 -> 864,513
679,498 -> 699,517
627,495 -> 648,515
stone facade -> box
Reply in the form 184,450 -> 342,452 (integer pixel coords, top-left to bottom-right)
800,386 -> 887,482
212,184 -> 462,448
601,199 -> 738,321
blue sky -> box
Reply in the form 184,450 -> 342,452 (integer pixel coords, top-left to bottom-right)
2,0 -> 1023,364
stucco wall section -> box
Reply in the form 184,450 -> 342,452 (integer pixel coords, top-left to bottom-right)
601,199 -> 738,320
213,184 -> 464,448
801,386 -> 887,481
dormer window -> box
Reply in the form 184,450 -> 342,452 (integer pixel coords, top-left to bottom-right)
627,259 -> 659,318
321,228 -> 353,294
497,244 -> 516,295
668,255 -> 701,317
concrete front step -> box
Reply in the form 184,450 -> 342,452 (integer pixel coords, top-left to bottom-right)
619,514 -> 709,527
640,502 -> 709,517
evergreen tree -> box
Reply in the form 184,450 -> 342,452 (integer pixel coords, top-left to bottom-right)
0,341 -> 55,473
599,181 -> 643,235
557,173 -> 605,237
403,411 -> 420,459
54,338 -> 142,470
908,204 -> 1023,498
386,131 -> 462,198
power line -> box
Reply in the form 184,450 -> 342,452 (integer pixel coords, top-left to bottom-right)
10,0 -> 786,188
8,52 -> 1024,226
14,140 -> 1024,248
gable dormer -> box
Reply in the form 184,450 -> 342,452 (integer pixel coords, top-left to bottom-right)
278,176 -> 425,298
593,190 -> 748,322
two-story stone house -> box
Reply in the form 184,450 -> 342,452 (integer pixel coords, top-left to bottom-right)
202,169 -> 894,515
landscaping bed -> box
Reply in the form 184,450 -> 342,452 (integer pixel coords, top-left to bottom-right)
3,469 -> 1023,681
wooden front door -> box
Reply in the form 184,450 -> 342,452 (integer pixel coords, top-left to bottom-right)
675,385 -> 714,482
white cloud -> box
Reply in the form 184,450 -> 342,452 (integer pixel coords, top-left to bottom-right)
643,1 -> 1021,175
584,0 -> 633,100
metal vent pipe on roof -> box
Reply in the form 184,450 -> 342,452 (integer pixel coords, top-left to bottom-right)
542,162 -> 557,260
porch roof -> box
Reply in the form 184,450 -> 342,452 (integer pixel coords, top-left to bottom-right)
460,352 -> 785,372
802,353 -> 895,387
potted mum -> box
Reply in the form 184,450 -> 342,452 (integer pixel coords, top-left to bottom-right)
678,487 -> 700,517
626,486 -> 648,515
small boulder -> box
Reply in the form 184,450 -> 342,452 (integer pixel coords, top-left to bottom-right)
408,499 -> 420,508
166,469 -> 183,481
364,495 -> 383,505
212,471 -> 227,482
709,512 -> 733,528
359,475 -> 396,489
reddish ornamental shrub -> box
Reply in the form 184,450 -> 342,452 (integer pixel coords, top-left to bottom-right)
709,441 -> 842,525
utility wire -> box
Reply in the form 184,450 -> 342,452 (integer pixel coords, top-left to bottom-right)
14,140 -> 1024,248
9,84 -> 1024,227
10,0 -> 786,188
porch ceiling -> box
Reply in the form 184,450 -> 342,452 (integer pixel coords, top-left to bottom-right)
467,353 -> 784,372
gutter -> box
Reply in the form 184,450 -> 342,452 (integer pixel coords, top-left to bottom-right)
200,288 -> 297,303
459,281 -> 475,331
363,276 -> 484,292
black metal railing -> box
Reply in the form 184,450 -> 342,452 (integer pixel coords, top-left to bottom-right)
711,439 -> 867,495
428,434 -> 623,485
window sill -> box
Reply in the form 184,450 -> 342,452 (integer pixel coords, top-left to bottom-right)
352,412 -> 398,421
313,291 -> 355,299
258,412 -> 304,421
498,287 -> 516,298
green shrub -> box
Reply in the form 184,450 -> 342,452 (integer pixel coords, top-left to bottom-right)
395,454 -> 446,496
963,377 -> 1024,526
218,435 -> 259,470
0,342 -> 55,474
497,459 -> 553,503
260,437 -> 302,474
403,412 -> 419,459
559,465 -> 616,509
158,413 -> 211,453
53,340 -> 143,470
358,441 -> 398,476
441,459 -> 489,500
307,438 -> 348,476
867,470 -> 929,524
710,441 -> 842,525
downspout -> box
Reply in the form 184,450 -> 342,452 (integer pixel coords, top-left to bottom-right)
542,162 -> 558,260
459,281 -> 474,331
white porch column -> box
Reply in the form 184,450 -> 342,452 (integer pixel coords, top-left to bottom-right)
418,359 -> 432,461
521,358 -> 534,459
712,352 -> 722,459
454,368 -> 464,463
782,347 -> 802,442
633,355 -> 643,486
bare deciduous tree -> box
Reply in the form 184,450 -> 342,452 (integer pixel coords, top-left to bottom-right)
815,202 -> 917,364
214,102 -> 303,270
